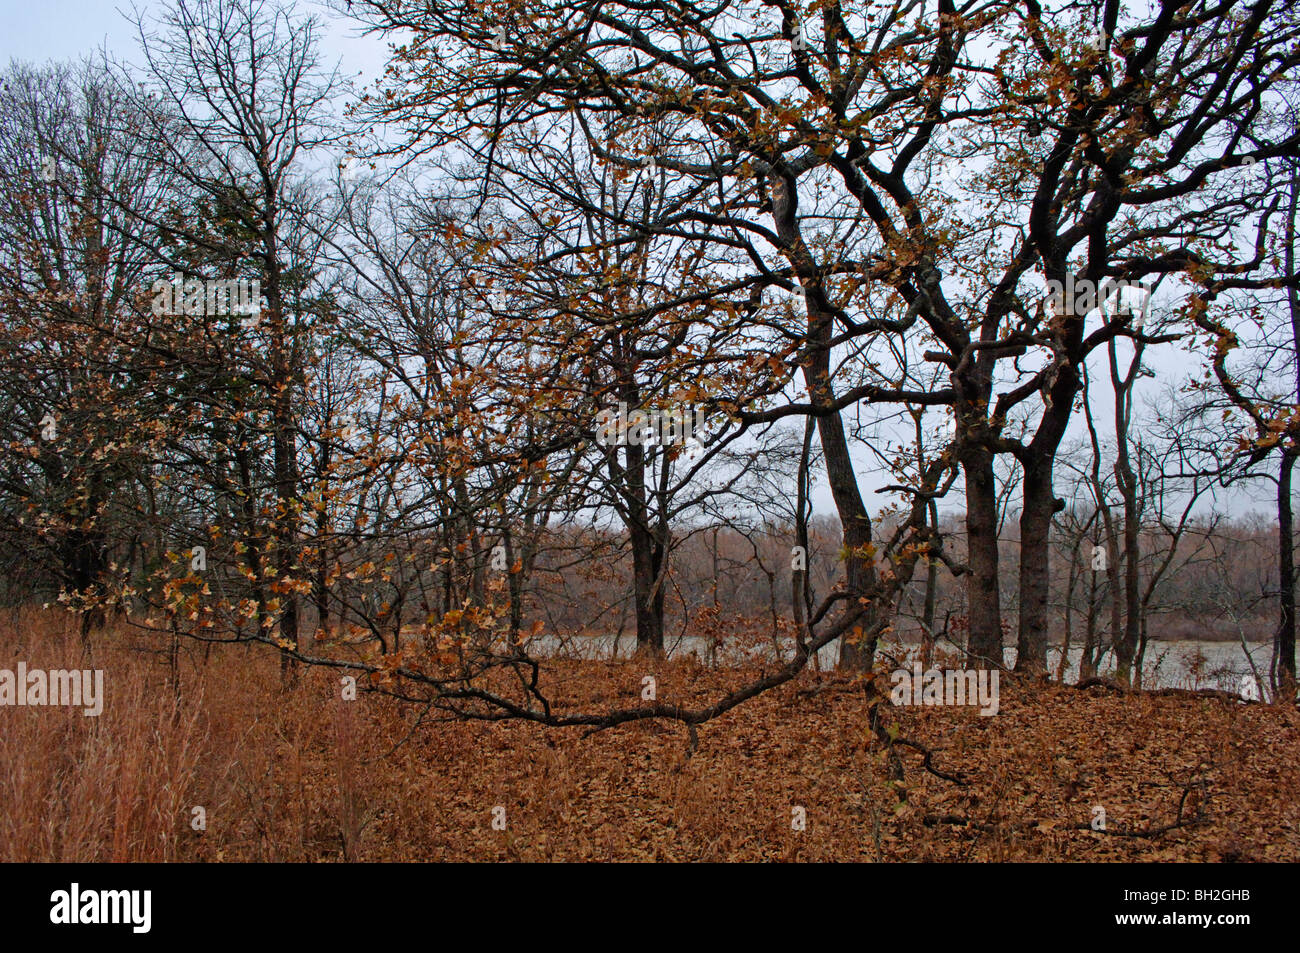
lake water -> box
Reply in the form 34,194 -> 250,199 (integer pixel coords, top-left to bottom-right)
492,632 -> 1278,695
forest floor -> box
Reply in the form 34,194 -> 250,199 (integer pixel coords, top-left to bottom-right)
2,611 -> 1297,862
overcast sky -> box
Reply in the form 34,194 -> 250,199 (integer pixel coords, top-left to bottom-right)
0,0 -> 1279,523
0,0 -> 389,82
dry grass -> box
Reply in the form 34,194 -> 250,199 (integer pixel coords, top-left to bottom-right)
1,609 -> 1297,861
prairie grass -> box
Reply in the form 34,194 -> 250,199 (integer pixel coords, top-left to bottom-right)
0,609 -> 1296,861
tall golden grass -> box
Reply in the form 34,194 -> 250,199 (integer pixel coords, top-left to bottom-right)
0,609 -> 374,861
1,608 -> 1295,861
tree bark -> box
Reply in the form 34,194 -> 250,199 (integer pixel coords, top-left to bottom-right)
1277,449 -> 1297,699
1016,352 -> 1077,674
814,403 -> 878,670
962,446 -> 1004,667
1016,453 -> 1060,674
1279,157 -> 1300,701
266,245 -> 302,684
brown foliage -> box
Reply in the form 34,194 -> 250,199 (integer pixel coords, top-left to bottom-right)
1,611 -> 1296,862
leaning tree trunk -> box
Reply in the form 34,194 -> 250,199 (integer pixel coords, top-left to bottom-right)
800,353 -> 879,671
768,168 -> 880,671
798,300 -> 878,669
816,406 -> 879,671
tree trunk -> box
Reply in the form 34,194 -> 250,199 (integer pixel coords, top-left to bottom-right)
814,404 -> 878,670
1116,479 -> 1142,687
266,242 -> 301,685
962,446 -> 1004,667
770,166 -> 878,671
629,523 -> 666,655
1277,449 -> 1297,700
1059,539 -> 1079,682
623,435 -> 666,656
799,309 -> 878,670
792,417 -> 813,627
1016,455 -> 1057,673
1109,332 -> 1144,687
1017,355 -> 1078,674
1081,551 -> 1100,680
1280,158 -> 1300,701
922,499 -> 939,669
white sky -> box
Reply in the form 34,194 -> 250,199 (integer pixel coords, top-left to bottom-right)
0,1 -> 389,83
0,0 -> 1280,524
